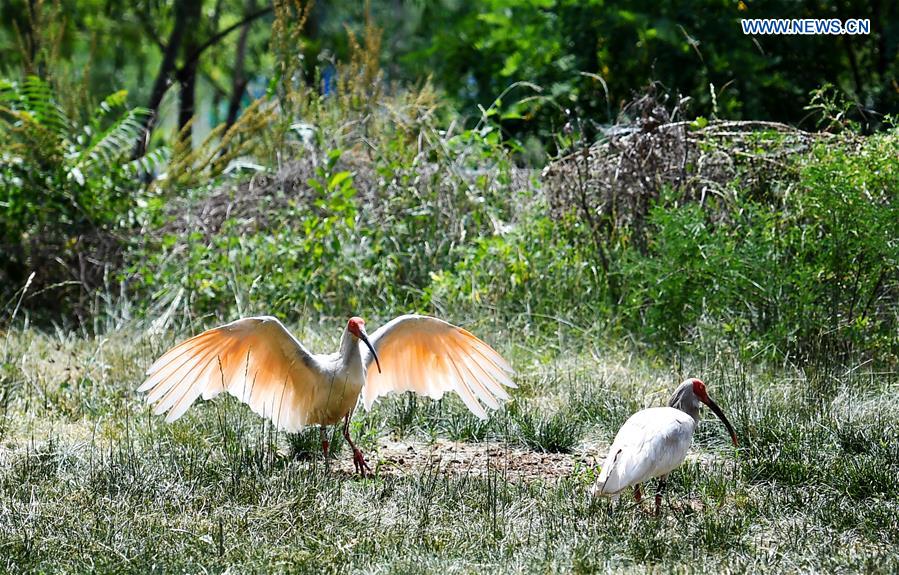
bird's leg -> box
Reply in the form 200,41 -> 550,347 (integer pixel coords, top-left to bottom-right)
655,476 -> 668,516
320,425 -> 330,462
633,484 -> 643,503
343,412 -> 371,477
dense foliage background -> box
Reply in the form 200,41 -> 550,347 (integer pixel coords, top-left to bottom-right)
1,0 -> 897,364
2,4 -> 899,573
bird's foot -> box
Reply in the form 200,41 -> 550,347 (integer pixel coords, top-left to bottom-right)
352,447 -> 372,477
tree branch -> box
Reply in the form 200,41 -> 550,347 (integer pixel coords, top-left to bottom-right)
186,5 -> 273,65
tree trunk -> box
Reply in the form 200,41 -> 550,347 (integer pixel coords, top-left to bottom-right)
134,1 -> 272,156
135,0 -> 195,157
177,0 -> 203,133
177,58 -> 199,131
224,0 -> 256,131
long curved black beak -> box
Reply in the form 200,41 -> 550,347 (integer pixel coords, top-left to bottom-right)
359,328 -> 381,373
703,396 -> 738,447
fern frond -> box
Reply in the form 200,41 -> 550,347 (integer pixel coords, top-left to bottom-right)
0,105 -> 67,164
123,147 -> 170,178
17,76 -> 71,136
76,107 -> 150,170
91,89 -> 130,124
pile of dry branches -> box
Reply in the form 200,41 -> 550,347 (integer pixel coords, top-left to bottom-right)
542,93 -> 834,254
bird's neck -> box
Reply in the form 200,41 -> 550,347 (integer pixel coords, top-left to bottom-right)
668,390 -> 701,422
338,329 -> 362,368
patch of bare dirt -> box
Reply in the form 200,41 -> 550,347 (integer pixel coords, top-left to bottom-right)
329,437 -> 601,481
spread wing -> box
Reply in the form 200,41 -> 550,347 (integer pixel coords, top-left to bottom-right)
138,316 -> 324,431
361,315 -> 515,419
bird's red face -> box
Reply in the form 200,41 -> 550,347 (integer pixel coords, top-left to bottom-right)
347,316 -> 366,338
691,378 -> 709,402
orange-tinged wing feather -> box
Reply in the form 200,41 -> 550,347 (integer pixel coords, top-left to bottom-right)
362,315 -> 515,418
138,316 -> 323,431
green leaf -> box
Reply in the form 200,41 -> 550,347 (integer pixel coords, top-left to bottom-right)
328,171 -> 353,191
690,116 -> 709,130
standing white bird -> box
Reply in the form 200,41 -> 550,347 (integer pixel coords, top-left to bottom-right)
590,378 -> 738,513
138,314 -> 515,476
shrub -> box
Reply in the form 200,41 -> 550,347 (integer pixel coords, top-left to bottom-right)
632,131 -> 898,361
125,8 -> 524,324
0,76 -> 162,318
433,125 -> 899,363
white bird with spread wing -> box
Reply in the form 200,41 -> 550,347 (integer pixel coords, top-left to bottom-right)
590,378 -> 738,513
138,315 -> 515,475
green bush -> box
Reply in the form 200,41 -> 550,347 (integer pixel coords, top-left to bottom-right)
0,76 -> 162,316
626,131 -> 899,360
135,150 -> 367,318
429,206 -> 613,334
432,129 -> 899,363
131,123 -> 519,322
781,133 -> 899,359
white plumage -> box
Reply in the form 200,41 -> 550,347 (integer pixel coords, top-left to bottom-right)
593,407 -> 695,496
591,378 -> 738,512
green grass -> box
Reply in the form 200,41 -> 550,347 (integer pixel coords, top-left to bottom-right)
1,323 -> 897,574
